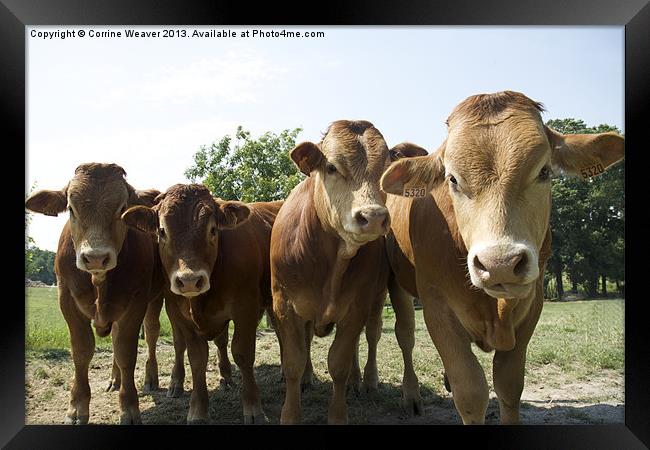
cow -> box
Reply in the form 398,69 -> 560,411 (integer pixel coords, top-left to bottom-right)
280,140 -> 429,407
271,119 -> 425,425
122,184 -> 281,424
380,91 -> 625,424
24,163 -> 164,425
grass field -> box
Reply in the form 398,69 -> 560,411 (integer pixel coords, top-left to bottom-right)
25,287 -> 624,425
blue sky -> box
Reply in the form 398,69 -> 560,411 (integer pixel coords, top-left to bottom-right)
26,26 -> 623,251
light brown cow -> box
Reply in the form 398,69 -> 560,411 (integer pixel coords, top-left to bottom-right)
284,141 -> 429,411
24,163 -> 164,424
380,91 -> 625,424
271,120 -> 412,425
122,184 -> 281,424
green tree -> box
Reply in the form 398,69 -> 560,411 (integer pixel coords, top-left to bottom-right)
545,119 -> 624,299
185,126 -> 303,202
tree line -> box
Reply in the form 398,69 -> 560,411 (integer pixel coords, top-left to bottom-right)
25,120 -> 625,300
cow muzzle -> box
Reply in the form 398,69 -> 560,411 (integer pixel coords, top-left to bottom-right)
77,247 -> 117,274
468,241 -> 539,299
347,205 -> 390,238
171,269 -> 210,297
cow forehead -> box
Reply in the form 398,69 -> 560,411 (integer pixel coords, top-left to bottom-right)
160,194 -> 215,236
321,128 -> 389,179
68,176 -> 128,213
446,114 -> 550,184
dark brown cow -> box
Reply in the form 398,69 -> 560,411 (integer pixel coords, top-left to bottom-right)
25,163 -> 164,424
271,120 -> 403,425
122,184 -> 281,424
381,91 -> 625,424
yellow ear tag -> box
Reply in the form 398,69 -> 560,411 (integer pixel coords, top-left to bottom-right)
403,185 -> 427,198
579,163 -> 605,179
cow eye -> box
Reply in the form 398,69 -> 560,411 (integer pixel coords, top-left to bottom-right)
538,166 -> 552,182
449,175 -> 458,185
210,225 -> 217,236
326,163 -> 338,175
158,227 -> 166,239
68,207 -> 75,220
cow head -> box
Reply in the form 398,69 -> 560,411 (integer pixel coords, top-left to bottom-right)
25,163 -> 159,281
121,184 -> 250,298
381,91 -> 624,300
291,120 -> 392,254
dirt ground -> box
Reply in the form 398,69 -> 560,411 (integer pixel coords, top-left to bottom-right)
25,328 -> 624,425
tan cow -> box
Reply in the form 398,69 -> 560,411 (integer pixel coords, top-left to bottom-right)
281,141 -> 429,412
271,120 -> 423,424
25,163 -> 164,424
122,184 -> 281,424
381,91 -> 625,424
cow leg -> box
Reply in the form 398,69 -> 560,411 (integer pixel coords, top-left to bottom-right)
327,311 -> 366,425
302,322 -> 314,390
232,315 -> 267,424
363,292 -> 384,393
165,298 -> 186,398
388,277 -> 423,415
143,294 -> 163,393
493,292 -> 543,424
277,306 -> 308,424
214,323 -> 233,386
185,329 -> 209,424
59,287 -> 94,425
106,358 -> 121,392
421,293 -> 488,424
347,334 -> 362,395
113,301 -> 148,425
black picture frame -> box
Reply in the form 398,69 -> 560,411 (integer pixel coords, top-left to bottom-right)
4,1 -> 648,448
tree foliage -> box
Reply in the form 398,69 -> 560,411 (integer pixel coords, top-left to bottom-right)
185,126 -> 303,202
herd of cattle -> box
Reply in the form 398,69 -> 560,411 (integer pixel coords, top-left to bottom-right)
25,91 -> 625,425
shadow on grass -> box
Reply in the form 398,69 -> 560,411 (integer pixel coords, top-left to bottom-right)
138,364 -> 623,425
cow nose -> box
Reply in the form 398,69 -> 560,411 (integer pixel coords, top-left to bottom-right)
174,272 -> 208,295
471,244 -> 535,287
353,206 -> 390,234
81,250 -> 112,271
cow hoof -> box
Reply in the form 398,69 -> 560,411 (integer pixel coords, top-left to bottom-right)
401,397 -> 424,416
105,379 -> 120,392
244,413 -> 269,424
443,372 -> 451,393
300,379 -> 313,393
119,413 -> 142,425
143,381 -> 159,394
167,382 -> 184,398
64,413 -> 89,425
347,381 -> 362,397
187,418 -> 209,425
364,383 -> 378,394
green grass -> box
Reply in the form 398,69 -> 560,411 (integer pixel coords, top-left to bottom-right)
25,287 -> 271,353
26,287 -> 624,381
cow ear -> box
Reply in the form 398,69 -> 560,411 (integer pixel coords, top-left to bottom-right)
133,189 -> 162,207
216,200 -> 250,229
290,142 -> 325,176
389,142 -> 429,161
25,188 -> 68,217
545,126 -> 625,178
121,205 -> 159,235
381,151 -> 445,197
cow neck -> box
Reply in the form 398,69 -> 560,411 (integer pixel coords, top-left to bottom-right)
90,231 -> 130,337
435,185 -> 520,352
188,295 -> 210,331
316,240 -> 357,328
